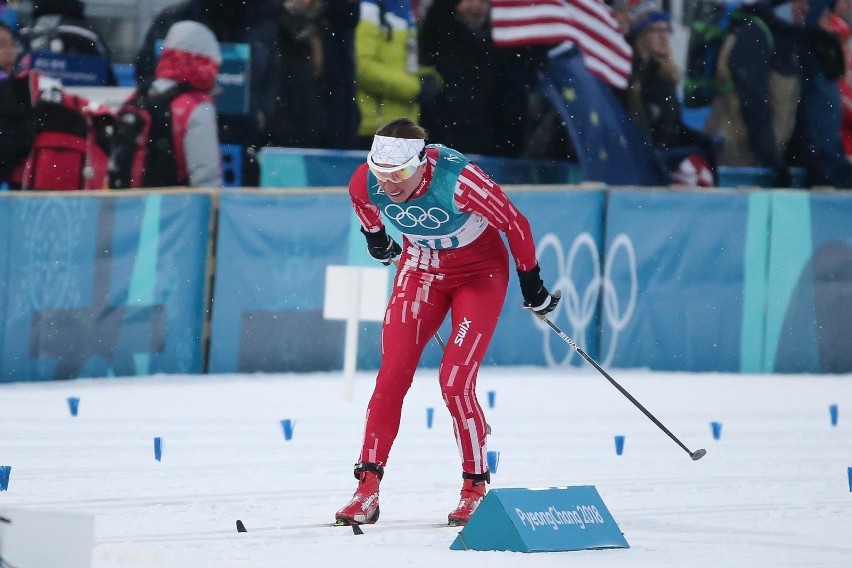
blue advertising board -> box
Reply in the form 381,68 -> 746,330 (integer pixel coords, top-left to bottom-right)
0,193 -> 212,382
215,43 -> 251,115
603,189 -> 759,372
27,53 -> 109,86
208,190 -> 352,373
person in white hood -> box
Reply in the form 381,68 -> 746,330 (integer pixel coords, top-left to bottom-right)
147,20 -> 222,188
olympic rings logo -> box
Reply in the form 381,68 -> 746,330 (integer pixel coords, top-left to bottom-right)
532,232 -> 637,368
384,205 -> 450,229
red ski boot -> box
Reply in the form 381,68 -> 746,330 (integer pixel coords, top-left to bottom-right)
447,471 -> 489,526
334,462 -> 383,526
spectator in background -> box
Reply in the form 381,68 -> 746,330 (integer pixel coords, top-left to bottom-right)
0,1 -> 16,38
830,0 -> 852,157
0,19 -> 15,79
269,0 -> 326,148
135,0 -> 283,186
18,0 -> 118,86
627,1 -> 716,186
112,21 -> 222,189
418,0 -> 500,155
787,0 -> 852,186
353,0 -> 441,148
704,0 -> 800,187
0,23 -> 30,187
320,0 -> 360,149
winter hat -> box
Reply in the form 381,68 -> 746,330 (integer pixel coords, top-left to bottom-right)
155,21 -> 222,92
629,0 -> 671,37
162,20 -> 222,65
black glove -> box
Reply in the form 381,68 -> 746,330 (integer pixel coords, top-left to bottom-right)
362,227 -> 402,265
518,264 -> 560,315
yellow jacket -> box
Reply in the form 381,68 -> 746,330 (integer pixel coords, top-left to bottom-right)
355,1 -> 420,136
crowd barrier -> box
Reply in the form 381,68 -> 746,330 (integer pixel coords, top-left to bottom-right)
258,148 -> 583,188
1,185 -> 851,383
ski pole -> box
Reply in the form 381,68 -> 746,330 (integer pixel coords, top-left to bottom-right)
528,309 -> 707,461
390,257 -> 446,350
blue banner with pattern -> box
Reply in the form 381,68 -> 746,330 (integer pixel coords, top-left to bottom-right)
208,191 -> 351,373
0,193 -> 211,382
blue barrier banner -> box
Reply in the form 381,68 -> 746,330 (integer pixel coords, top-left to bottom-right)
0,193 -> 211,382
258,148 -> 581,189
208,191 -> 351,373
768,192 -> 852,373
450,486 -> 628,552
604,190 -> 753,372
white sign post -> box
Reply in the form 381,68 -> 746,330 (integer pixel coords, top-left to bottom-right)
323,265 -> 390,400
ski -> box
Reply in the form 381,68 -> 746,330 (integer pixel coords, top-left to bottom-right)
236,518 -> 455,534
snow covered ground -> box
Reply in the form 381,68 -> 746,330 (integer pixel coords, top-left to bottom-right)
1,366 -> 851,567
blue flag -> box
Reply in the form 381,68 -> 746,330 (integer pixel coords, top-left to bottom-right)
540,45 -> 669,186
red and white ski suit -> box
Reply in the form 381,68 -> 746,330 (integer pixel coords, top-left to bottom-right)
349,147 -> 540,475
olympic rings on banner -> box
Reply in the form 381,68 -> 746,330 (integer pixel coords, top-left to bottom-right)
531,232 -> 637,368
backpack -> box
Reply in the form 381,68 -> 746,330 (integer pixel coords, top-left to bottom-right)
683,0 -> 773,108
20,73 -> 112,190
108,83 -> 193,189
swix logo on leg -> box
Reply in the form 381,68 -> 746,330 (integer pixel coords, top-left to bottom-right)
454,317 -> 473,346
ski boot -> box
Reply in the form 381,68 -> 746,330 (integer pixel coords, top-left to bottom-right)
334,462 -> 383,526
447,471 -> 489,527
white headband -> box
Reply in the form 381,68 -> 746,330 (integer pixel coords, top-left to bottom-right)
368,135 -> 426,167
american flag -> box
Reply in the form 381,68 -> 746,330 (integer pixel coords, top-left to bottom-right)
491,0 -> 633,89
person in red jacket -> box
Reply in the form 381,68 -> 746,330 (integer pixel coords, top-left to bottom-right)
109,20 -> 222,189
335,117 -> 560,527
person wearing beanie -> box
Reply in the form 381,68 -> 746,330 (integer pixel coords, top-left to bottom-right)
0,19 -> 16,79
142,20 -> 222,188
627,1 -> 717,186
111,20 -> 222,189
134,0 -> 283,187
627,0 -> 671,41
